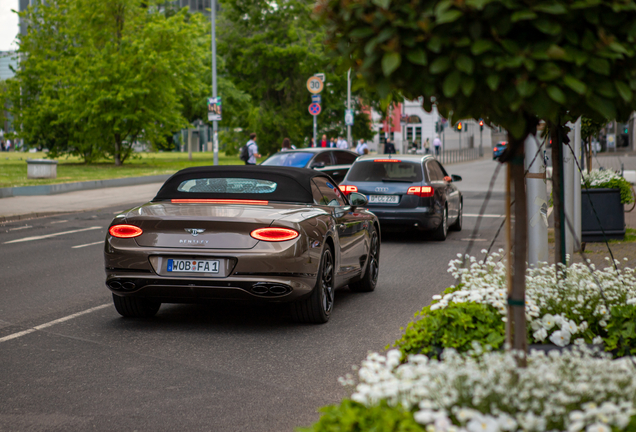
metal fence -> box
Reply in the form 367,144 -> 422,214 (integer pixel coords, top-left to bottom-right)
437,148 -> 482,165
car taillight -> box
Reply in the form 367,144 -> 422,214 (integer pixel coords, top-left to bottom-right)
494,147 -> 498,151
374,159 -> 400,163
407,186 -> 434,197
338,185 -> 358,195
109,224 -> 143,238
250,228 -> 299,242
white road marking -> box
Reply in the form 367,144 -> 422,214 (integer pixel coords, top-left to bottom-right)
72,241 -> 103,249
463,214 -> 504,218
50,220 -> 68,224
461,238 -> 488,241
8,225 -> 32,231
3,226 -> 102,244
0,304 -> 110,344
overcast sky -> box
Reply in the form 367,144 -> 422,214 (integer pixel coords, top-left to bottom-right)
0,0 -> 19,52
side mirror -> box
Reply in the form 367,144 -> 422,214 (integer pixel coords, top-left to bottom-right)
349,192 -> 368,208
451,174 -> 462,182
310,161 -> 326,169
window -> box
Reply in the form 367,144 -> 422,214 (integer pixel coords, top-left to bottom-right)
311,152 -> 333,167
261,152 -> 313,168
347,161 -> 423,182
312,177 -> 346,207
177,178 -> 278,194
407,115 -> 422,124
426,161 -> 444,182
332,151 -> 358,165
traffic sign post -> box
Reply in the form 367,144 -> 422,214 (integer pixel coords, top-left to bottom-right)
307,76 -> 324,94
345,109 -> 354,126
309,103 -> 321,116
308,74 -> 324,148
311,94 -> 321,104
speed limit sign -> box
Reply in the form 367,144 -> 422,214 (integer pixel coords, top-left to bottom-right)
307,76 -> 324,94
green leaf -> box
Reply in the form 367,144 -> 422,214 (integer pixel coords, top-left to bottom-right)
406,49 -> 428,65
436,9 -> 462,24
587,95 -> 617,119
471,40 -> 495,55
427,36 -> 443,53
563,75 -> 587,95
536,62 -> 562,81
615,81 -> 633,102
546,86 -> 567,104
533,3 -> 568,14
461,76 -> 476,96
455,55 -> 474,74
587,58 -> 610,75
429,56 -> 451,74
372,0 -> 391,9
349,27 -> 375,39
486,74 -> 500,91
608,41 -> 629,55
546,45 -> 566,59
382,52 -> 401,76
533,19 -> 562,35
516,80 -> 537,97
511,10 -> 537,21
443,71 -> 461,97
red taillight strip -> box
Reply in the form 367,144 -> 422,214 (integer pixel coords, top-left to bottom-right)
171,199 -> 269,205
250,228 -> 299,242
407,186 -> 434,197
338,185 -> 358,194
109,224 -> 143,238
373,159 -> 401,163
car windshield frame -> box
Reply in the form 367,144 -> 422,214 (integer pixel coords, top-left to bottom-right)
261,151 -> 314,168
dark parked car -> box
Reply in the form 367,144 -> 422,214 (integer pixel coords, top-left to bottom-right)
493,141 -> 508,160
104,166 -> 380,323
261,148 -> 359,184
338,155 -> 462,240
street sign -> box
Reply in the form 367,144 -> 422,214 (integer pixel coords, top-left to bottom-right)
311,94 -> 321,104
307,76 -> 323,94
308,103 -> 321,116
314,73 -> 326,82
345,109 -> 354,126
207,97 -> 222,121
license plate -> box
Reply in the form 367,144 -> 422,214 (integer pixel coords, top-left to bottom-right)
368,195 -> 399,204
167,259 -> 219,273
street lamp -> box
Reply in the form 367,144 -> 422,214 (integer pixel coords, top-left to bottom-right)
211,0 -> 219,165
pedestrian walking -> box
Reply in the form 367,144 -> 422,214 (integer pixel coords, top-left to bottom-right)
384,139 -> 396,155
320,134 -> 328,148
433,136 -> 442,156
241,133 -> 260,165
329,137 -> 336,148
5,139 -> 11,152
309,137 -> 315,148
281,138 -> 292,151
0,140 -> 4,151
424,138 -> 431,154
355,139 -> 369,155
337,135 -> 348,149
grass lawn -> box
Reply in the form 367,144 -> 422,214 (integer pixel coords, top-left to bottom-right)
0,151 -> 244,188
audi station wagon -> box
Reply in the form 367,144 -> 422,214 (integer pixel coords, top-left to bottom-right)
104,166 -> 380,323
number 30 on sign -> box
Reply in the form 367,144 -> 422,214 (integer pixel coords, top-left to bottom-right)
307,76 -> 323,94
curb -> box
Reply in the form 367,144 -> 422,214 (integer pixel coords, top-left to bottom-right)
0,174 -> 173,199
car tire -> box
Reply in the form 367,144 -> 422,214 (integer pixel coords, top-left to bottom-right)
449,200 -> 463,232
112,294 -> 161,318
291,246 -> 334,324
431,206 -> 448,241
349,227 -> 379,293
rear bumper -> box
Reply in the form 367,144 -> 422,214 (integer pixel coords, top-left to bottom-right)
367,206 -> 440,230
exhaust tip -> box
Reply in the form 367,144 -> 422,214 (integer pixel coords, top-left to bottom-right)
122,282 -> 136,291
109,281 -> 122,290
251,285 -> 269,295
268,285 -> 288,295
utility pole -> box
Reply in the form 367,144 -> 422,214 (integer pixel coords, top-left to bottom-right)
525,130 -> 549,266
211,0 -> 219,165
347,69 -> 352,148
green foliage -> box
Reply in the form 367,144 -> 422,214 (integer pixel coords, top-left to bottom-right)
11,0 -> 210,165
394,302 -> 506,357
218,0 -> 374,155
583,175 -> 635,204
316,0 -> 636,139
603,306 -> 636,357
581,117 -> 607,141
297,400 -> 424,432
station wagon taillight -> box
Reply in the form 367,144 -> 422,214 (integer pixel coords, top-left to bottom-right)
407,186 -> 434,197
338,185 -> 358,195
109,224 -> 143,238
250,228 -> 299,242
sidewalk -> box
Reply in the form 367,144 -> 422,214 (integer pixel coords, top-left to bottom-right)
0,182 -> 163,222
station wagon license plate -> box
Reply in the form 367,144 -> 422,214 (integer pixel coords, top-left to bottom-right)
167,259 -> 219,273
368,195 -> 399,204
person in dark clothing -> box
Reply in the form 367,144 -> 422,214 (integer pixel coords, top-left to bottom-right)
384,139 -> 396,155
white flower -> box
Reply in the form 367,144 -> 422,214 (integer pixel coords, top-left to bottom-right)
435,415 -> 453,432
533,328 -> 548,342
549,329 -> 571,347
496,414 -> 516,431
568,421 -> 585,432
456,408 -> 478,423
585,423 -> 610,432
542,314 -> 556,330
592,336 -> 603,344
414,410 -> 437,424
467,415 -> 499,432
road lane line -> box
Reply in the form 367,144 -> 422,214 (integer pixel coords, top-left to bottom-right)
72,241 -> 103,249
50,220 -> 68,224
0,304 -> 110,344
463,214 -> 504,218
8,225 -> 33,231
3,226 -> 102,244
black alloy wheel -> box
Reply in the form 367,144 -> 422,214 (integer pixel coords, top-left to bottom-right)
450,199 -> 463,232
112,294 -> 161,318
432,206 -> 448,241
349,227 -> 379,293
291,247 -> 334,324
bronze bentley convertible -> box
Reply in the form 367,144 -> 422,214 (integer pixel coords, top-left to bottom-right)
104,166 -> 380,323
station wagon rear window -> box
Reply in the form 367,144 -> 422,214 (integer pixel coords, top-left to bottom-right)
347,161 -> 423,182
177,178 -> 278,194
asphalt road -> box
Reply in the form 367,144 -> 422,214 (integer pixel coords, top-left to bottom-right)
0,159 -> 507,432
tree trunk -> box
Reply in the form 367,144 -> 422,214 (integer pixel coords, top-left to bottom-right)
551,125 -> 566,265
506,134 -> 528,366
587,137 -> 593,174
114,138 -> 122,166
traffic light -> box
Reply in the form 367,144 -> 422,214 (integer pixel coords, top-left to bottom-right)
479,119 -> 484,131
456,122 -> 463,132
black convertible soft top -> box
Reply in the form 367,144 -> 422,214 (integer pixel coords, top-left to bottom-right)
154,166 -> 333,203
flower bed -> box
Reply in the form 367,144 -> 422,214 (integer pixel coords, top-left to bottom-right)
395,252 -> 636,357
313,347 -> 636,432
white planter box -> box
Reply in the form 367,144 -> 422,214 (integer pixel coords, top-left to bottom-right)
27,159 -> 58,179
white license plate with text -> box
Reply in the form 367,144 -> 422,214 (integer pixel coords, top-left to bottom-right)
167,259 -> 219,273
368,195 -> 399,204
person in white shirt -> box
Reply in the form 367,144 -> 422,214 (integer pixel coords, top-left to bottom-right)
355,139 -> 368,155
246,133 -> 261,165
433,136 -> 442,156
337,136 -> 348,149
